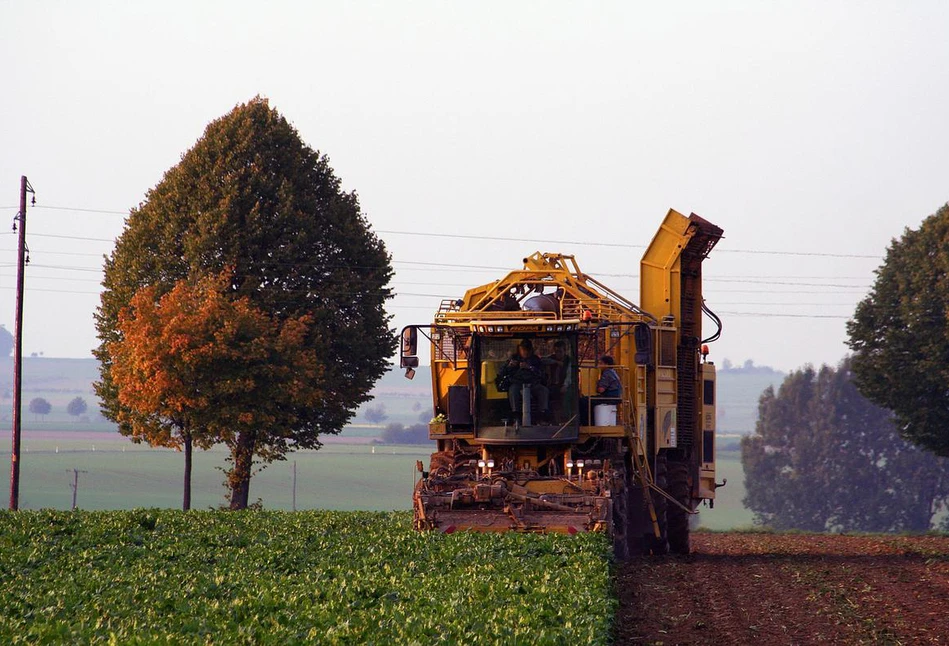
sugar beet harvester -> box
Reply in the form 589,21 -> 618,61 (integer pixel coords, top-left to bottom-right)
400,210 -> 724,557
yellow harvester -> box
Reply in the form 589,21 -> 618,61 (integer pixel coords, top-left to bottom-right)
400,210 -> 724,556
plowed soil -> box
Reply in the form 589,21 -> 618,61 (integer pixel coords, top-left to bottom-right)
615,532 -> 949,646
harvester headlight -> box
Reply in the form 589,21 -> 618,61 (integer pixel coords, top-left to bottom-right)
487,326 -> 495,333
487,460 -> 495,468
576,460 -> 585,468
496,326 -> 504,332
556,325 -> 564,332
566,461 -> 574,469
477,460 -> 486,469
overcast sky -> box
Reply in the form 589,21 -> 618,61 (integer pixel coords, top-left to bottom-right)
1,1 -> 947,370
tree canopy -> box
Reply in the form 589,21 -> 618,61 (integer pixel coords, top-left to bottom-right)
28,397 -> 51,419
67,397 -> 88,419
742,359 -> 949,532
111,274 -> 323,508
847,203 -> 949,457
95,97 -> 395,508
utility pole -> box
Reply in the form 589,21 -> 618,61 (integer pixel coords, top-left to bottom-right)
291,460 -> 297,511
69,469 -> 88,510
9,176 -> 34,511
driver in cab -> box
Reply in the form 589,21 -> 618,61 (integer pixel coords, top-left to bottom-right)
504,339 -> 548,418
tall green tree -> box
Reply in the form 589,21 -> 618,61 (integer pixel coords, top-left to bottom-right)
95,97 -> 395,509
742,358 -> 949,532
847,203 -> 949,457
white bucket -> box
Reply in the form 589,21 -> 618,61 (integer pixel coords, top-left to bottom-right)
593,404 -> 617,426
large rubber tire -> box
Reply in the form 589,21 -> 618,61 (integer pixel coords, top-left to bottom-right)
645,455 -> 669,555
667,460 -> 691,555
611,458 -> 631,562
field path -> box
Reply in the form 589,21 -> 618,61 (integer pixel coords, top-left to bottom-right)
615,533 -> 949,645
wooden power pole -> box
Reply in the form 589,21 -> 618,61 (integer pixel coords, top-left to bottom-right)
69,468 -> 88,510
291,460 -> 297,511
9,176 -> 33,511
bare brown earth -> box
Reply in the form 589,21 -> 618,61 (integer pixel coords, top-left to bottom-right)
615,532 -> 949,646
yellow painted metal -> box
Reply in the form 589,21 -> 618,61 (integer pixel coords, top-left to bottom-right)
639,209 -> 695,322
415,210 -> 723,542
480,360 -> 507,400
523,480 -> 578,495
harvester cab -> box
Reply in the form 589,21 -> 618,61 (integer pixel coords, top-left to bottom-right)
401,210 -> 724,557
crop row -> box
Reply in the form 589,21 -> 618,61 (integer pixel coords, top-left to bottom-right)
0,510 -> 614,645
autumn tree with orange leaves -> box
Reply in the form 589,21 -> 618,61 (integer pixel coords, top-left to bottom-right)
111,275 -> 321,509
95,98 -> 394,509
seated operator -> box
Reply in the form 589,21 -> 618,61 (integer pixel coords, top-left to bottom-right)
580,355 -> 622,425
501,339 -> 549,421
596,355 -> 622,401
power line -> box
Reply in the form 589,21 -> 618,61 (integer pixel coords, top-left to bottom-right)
0,248 -> 106,258
0,204 -> 126,216
0,286 -> 99,295
33,205 -> 126,216
375,229 -> 881,259
720,310 -> 850,320
0,278 -> 865,318
5,202 -> 884,259
705,278 -> 869,288
0,274 -> 101,283
31,232 -> 115,242
0,252 -> 876,288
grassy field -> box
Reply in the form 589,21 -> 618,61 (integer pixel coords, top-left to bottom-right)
5,434 -> 753,529
695,449 -> 753,530
12,439 -> 430,512
0,510 -> 614,645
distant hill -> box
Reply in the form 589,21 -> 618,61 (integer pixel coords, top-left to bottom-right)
0,357 -> 782,435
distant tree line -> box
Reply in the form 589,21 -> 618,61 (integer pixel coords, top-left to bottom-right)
380,423 -> 431,445
719,358 -> 781,376
26,396 -> 90,422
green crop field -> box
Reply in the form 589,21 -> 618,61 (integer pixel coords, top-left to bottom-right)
0,510 -> 614,645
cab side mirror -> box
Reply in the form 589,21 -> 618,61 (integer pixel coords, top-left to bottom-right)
401,327 -> 420,379
401,326 -> 418,358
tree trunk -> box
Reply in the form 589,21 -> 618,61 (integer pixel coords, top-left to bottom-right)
229,431 -> 255,510
182,432 -> 193,511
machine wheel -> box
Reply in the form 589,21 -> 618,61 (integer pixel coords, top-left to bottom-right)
645,455 -> 669,555
611,458 -> 631,562
667,460 -> 691,555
